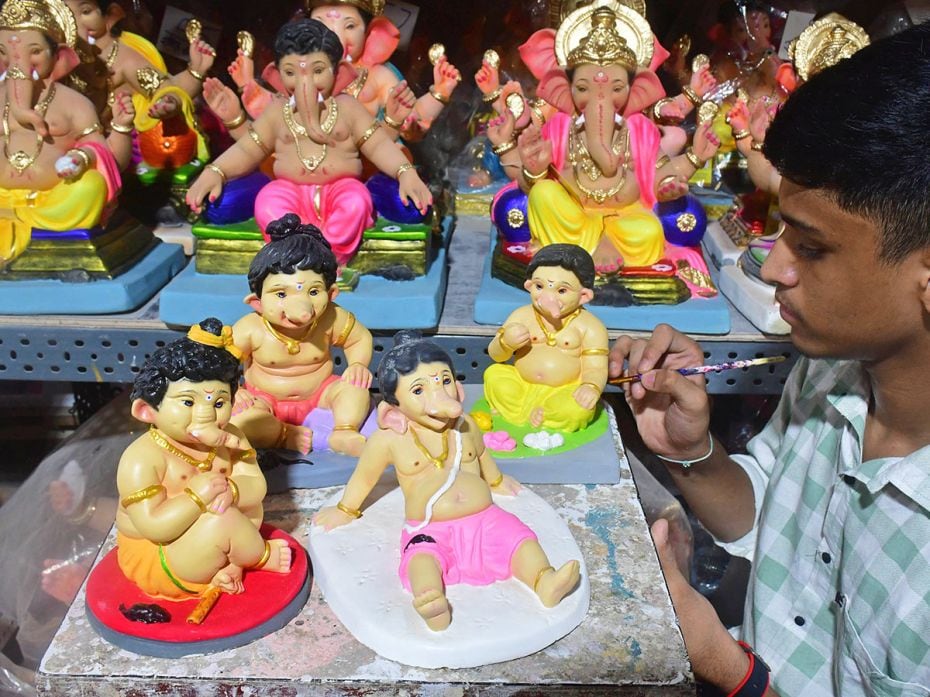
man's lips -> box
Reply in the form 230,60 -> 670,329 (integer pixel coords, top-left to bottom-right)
775,294 -> 798,323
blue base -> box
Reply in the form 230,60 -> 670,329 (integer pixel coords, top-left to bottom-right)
159,219 -> 452,330
473,233 -> 731,334
0,243 -> 185,315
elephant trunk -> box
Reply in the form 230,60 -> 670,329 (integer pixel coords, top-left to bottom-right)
582,97 -> 619,178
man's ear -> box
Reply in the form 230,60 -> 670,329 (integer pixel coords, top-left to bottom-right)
328,284 -> 340,303
130,398 -> 158,424
376,400 -> 408,433
104,2 -> 126,31
244,293 -> 262,313
919,254 -> 930,315
579,287 -> 594,305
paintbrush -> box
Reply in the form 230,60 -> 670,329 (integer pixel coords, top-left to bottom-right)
609,355 -> 787,385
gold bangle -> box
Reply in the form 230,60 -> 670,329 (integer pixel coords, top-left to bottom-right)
184,487 -> 208,513
487,472 -> 504,488
69,148 -> 91,171
110,121 -> 133,135
429,85 -> 450,104
682,85 -> 701,106
356,121 -> 380,148
187,66 -> 205,81
332,424 -> 358,432
652,97 -> 674,121
581,348 -> 609,356
120,484 -> 165,508
227,477 -> 239,506
395,162 -> 414,178
533,565 -> 555,593
751,139 -> 765,152
685,147 -> 705,170
522,166 -> 546,182
481,87 -> 502,103
6,65 -> 28,80
223,111 -> 247,129
336,501 -> 362,519
495,327 -> 514,353
247,124 -> 269,153
492,139 -> 516,156
206,163 -> 227,185
275,422 -> 288,448
79,123 -> 102,138
655,154 -> 671,170
581,381 -> 602,393
732,129 -> 751,141
382,113 -> 404,129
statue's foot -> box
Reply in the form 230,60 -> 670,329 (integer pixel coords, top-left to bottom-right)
328,429 -> 366,457
535,560 -> 580,608
260,538 -> 293,574
211,563 -> 245,594
413,588 -> 452,632
286,425 -> 313,454
530,407 -> 545,428
593,237 -> 622,274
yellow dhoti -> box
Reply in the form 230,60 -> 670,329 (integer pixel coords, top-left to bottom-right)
528,179 -> 665,268
0,170 -> 107,263
484,363 -> 595,432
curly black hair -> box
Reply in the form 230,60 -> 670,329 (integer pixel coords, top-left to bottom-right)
248,214 -> 338,295
377,330 -> 456,406
526,243 -> 595,289
131,318 -> 241,408
274,18 -> 343,70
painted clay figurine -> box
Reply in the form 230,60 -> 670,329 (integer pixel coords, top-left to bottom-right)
117,318 -> 291,600
186,18 -> 431,266
314,330 -> 581,632
231,214 -> 374,456
488,5 -> 719,272
0,0 -> 128,265
485,244 -> 608,432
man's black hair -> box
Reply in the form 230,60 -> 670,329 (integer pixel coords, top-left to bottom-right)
130,318 -> 241,408
274,17 -> 343,69
377,330 -> 455,406
247,214 -> 338,295
527,243 -> 596,289
764,21 -> 930,264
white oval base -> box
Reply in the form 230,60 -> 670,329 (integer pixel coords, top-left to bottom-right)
307,486 -> 590,669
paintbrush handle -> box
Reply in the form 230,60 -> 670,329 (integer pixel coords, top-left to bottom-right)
608,355 -> 786,385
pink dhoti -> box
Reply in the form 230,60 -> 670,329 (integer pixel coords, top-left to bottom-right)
255,177 -> 374,265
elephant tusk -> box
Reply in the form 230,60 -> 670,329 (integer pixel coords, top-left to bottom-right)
574,113 -> 585,128
317,92 -> 324,103
289,94 -> 296,108
31,69 -> 39,81
614,113 -> 624,126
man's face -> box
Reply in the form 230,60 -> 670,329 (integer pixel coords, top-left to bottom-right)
64,1 -> 108,42
309,5 -> 365,63
152,379 -> 233,443
258,268 -> 334,330
524,265 -> 592,320
761,179 -> 923,360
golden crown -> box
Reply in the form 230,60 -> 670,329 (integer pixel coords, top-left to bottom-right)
305,0 -> 385,17
556,2 -> 652,70
549,0 -> 646,27
790,14 -> 869,82
0,0 -> 77,48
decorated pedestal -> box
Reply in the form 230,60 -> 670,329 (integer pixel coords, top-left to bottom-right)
85,525 -> 310,658
307,486 -> 589,669
159,216 -> 453,329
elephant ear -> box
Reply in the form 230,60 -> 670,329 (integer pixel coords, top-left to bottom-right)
649,36 -> 671,73
624,68 -> 665,116
50,46 -> 80,82
519,29 -> 558,81
358,16 -> 400,67
333,61 -> 358,95
537,68 -> 573,115
775,63 -> 799,94
261,62 -> 287,95
377,401 -> 408,434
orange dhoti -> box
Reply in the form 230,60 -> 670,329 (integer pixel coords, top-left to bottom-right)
116,531 -> 210,600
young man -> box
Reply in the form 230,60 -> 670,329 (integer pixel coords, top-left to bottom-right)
609,22 -> 930,697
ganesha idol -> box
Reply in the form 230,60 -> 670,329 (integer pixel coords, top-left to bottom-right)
0,0 -> 181,309
486,3 -> 720,305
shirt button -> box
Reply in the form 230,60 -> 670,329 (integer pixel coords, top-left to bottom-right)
822,552 -> 832,563
794,616 -> 806,626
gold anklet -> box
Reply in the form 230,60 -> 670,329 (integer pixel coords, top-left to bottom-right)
252,540 -> 271,569
533,565 -> 555,593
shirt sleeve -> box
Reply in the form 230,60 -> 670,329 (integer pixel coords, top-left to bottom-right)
713,357 -> 812,561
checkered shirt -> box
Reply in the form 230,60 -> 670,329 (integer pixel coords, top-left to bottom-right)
717,357 -> 930,696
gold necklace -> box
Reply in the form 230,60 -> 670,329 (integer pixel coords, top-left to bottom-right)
410,427 -> 449,469
345,67 -> 368,98
283,101 -> 327,172
149,428 -> 217,472
3,84 -> 55,174
533,307 -> 582,347
262,316 -> 318,355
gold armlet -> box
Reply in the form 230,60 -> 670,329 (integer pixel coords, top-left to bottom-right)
69,148 -> 91,171
120,484 -> 165,508
492,139 -> 517,156
732,129 -> 751,141
382,113 -> 404,129
581,348 -> 609,356
236,448 -> 257,462
522,166 -> 546,182
206,163 -> 227,185
395,162 -> 415,178
79,123 -> 103,138
187,66 -> 206,81
183,487 -> 208,513
337,501 -> 362,519
223,111 -> 247,129
533,565 -> 555,593
580,382 -> 602,393
429,85 -> 450,104
751,139 -> 765,152
682,86 -> 701,107
356,121 -> 380,148
495,327 -> 514,353
334,311 -> 356,347
481,87 -> 502,104
247,124 -> 269,154
487,472 -> 504,488
685,147 -> 706,170
655,154 -> 671,170
110,121 -> 133,135
227,477 -> 240,506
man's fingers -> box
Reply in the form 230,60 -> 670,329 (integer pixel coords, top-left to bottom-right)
639,367 -> 707,413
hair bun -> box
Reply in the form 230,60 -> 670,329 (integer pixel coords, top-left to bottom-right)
198,317 -> 224,337
265,215 -> 332,250
392,329 -> 424,347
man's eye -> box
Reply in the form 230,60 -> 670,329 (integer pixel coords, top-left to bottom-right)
796,245 -> 823,259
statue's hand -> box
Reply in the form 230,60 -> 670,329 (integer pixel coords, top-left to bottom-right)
208,485 -> 235,514
749,98 -> 773,142
188,38 -> 216,75
397,168 -> 432,214
431,55 -> 461,101
726,99 -> 750,133
502,322 -> 531,351
690,64 -> 717,99
656,174 -> 689,202
203,77 -> 242,125
659,99 -> 685,121
474,60 -> 500,96
55,149 -> 90,181
518,123 -> 552,177
692,122 -> 720,162
312,504 -> 356,532
490,473 -> 521,496
385,79 -> 415,127
188,472 -> 228,507
231,389 -> 256,417
486,108 -> 515,146
186,167 -> 225,213
148,94 -> 180,120
573,383 -> 601,411
342,361 -> 373,389
111,91 -> 136,132
228,50 -> 255,89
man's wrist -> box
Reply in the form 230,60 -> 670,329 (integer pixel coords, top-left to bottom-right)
724,642 -> 770,697
656,434 -> 714,468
